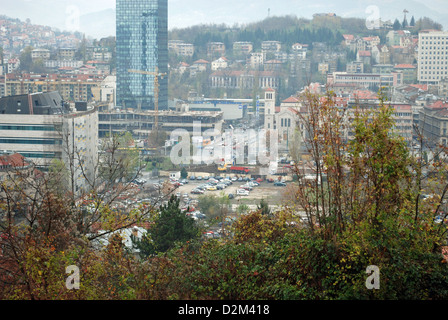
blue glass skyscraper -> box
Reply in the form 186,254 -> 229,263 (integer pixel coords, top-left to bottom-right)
116,0 -> 168,111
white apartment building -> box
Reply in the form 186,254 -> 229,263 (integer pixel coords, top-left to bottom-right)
261,41 -> 282,54
211,57 -> 228,71
418,30 -> 448,84
247,52 -> 265,69
31,48 -> 50,61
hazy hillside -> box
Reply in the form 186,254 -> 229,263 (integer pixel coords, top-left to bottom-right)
0,0 -> 447,39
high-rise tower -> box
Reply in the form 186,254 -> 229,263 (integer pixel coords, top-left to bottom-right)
116,0 -> 168,110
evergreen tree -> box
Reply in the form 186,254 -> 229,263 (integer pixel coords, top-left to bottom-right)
181,167 -> 188,179
257,198 -> 271,216
133,195 -> 200,257
393,19 -> 402,30
402,17 -> 408,29
410,16 -> 415,27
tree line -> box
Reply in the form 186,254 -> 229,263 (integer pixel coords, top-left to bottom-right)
1,90 -> 448,299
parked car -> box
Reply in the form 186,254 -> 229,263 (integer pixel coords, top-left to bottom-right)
237,188 -> 249,196
228,193 -> 235,199
196,176 -> 203,180
274,181 -> 287,186
189,176 -> 196,180
207,186 -> 217,191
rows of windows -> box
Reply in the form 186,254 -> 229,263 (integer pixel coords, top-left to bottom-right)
0,138 -> 62,145
16,152 -> 59,159
0,125 -> 58,131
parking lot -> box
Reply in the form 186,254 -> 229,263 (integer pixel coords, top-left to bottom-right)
172,176 -> 289,207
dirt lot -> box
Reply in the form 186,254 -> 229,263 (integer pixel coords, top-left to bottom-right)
174,178 -> 289,208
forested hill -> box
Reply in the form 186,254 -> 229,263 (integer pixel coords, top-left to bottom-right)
169,15 -> 348,51
168,14 -> 443,53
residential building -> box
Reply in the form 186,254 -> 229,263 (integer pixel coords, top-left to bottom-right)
233,41 -> 253,56
357,50 -> 372,65
318,63 -> 330,74
207,42 -> 226,59
44,60 -> 84,69
190,59 -> 209,76
116,0 -> 168,110
371,45 -> 391,65
264,60 -> 282,72
419,100 -> 448,147
346,95 -> 413,143
291,43 -> 308,59
0,152 -> 34,183
418,30 -> 448,84
7,58 -> 20,73
247,52 -> 265,69
91,75 -> 116,105
31,48 -> 50,61
261,41 -> 282,54
394,64 -> 417,84
58,48 -> 76,61
372,64 -> 394,74
168,40 -> 194,57
5,73 -> 104,103
386,30 -> 411,46
346,61 -> 364,73
211,57 -> 228,71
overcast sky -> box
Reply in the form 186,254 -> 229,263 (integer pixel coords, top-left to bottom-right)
2,0 -> 448,39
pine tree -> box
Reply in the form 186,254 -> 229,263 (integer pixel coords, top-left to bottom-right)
393,19 -> 402,30
133,195 -> 200,256
402,17 -> 408,29
410,16 -> 415,27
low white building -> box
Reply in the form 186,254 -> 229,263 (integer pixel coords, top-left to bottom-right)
211,57 -> 228,71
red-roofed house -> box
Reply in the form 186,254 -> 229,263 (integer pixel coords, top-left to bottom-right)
0,153 -> 33,181
357,50 -> 372,65
211,57 -> 228,71
342,34 -> 355,46
190,59 -> 210,76
352,89 -> 378,101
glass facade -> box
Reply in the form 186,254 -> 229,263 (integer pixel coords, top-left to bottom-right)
116,0 -> 168,111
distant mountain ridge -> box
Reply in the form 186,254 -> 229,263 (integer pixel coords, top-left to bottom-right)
0,0 -> 447,39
